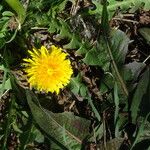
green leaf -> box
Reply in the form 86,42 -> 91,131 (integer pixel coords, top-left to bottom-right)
101,0 -> 110,36
136,119 -> 150,142
0,5 -> 3,12
63,34 -> 81,49
90,0 -> 150,17
130,68 -> 150,123
51,0 -> 68,14
83,29 -> 130,69
139,73 -> 150,117
83,44 -> 110,70
88,97 -> 101,122
116,114 -> 128,132
2,11 -> 14,17
2,95 -> 16,150
80,84 -> 88,97
69,74 -> 89,99
138,27 -> 150,45
131,113 -> 150,149
69,74 -> 82,94
34,129 -> 44,143
144,0 -> 150,10
0,38 -> 6,48
0,65 -> 10,98
76,43 -> 89,55
59,20 -> 72,39
26,90 -> 90,150
0,78 -> 12,90
100,73 -> 114,94
110,29 -> 130,64
121,61 -> 146,82
70,75 -> 100,121
19,118 -> 34,150
48,18 -> 61,33
5,0 -> 26,24
12,122 -> 23,133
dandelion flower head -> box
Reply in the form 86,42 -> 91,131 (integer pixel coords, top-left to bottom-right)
23,45 -> 73,94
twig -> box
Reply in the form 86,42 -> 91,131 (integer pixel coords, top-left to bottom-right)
103,111 -> 107,150
106,119 -> 112,140
121,14 -> 135,17
69,100 -> 75,110
31,27 -> 48,30
143,55 -> 150,63
0,89 -> 10,100
23,0 -> 30,10
112,17 -> 139,24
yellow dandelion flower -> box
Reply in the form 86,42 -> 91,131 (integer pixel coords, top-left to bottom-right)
23,45 -> 73,94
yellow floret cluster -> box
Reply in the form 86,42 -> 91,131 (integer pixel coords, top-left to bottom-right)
23,45 -> 73,94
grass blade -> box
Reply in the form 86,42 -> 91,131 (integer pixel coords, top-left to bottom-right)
2,95 -> 15,150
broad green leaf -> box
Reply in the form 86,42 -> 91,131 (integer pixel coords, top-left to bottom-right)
69,74 -> 82,94
83,46 -> 102,65
121,61 -> 146,82
144,0 -> 150,10
80,84 -> 88,97
138,27 -> 150,45
69,74 -> 88,98
83,29 -> 130,69
76,43 -> 89,55
83,44 -> 110,69
110,29 -> 130,64
0,78 -> 10,92
26,90 -> 90,150
63,34 -> 81,49
130,68 -> 150,123
100,73 -> 114,94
